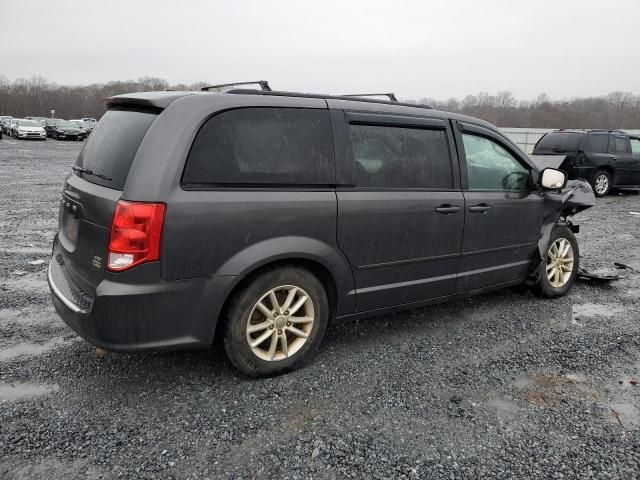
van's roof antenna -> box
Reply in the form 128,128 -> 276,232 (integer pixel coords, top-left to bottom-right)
342,93 -> 398,102
201,81 -> 271,92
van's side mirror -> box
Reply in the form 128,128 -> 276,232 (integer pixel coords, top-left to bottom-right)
540,168 -> 567,190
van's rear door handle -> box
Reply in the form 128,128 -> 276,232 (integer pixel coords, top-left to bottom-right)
435,205 -> 461,215
469,204 -> 492,213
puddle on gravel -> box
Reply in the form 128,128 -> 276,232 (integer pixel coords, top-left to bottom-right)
513,371 -> 598,408
0,274 -> 48,292
0,382 -> 59,401
624,288 -> 640,299
0,337 -> 69,362
486,398 -> 520,419
0,306 -> 57,326
610,403 -> 640,428
572,303 -> 626,320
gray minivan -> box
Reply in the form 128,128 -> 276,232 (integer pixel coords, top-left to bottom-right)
48,84 -> 594,376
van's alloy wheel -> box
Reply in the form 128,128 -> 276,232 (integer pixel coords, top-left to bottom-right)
224,267 -> 328,377
245,285 -> 315,361
546,238 -> 574,288
533,225 -> 579,298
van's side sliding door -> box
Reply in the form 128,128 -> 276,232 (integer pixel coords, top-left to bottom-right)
330,106 -> 464,312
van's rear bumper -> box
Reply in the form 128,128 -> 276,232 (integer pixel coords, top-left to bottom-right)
48,243 -> 236,352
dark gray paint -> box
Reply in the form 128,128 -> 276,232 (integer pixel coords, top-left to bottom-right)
49,90 -> 595,352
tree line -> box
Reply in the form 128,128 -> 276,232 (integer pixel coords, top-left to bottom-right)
1,75 -> 638,129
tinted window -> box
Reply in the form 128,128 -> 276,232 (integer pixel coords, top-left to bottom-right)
348,124 -> 451,188
463,134 -> 529,191
183,108 -> 334,186
630,138 -> 640,154
613,135 -> 629,153
587,133 -> 609,153
535,132 -> 583,152
19,120 -> 41,127
75,109 -> 157,189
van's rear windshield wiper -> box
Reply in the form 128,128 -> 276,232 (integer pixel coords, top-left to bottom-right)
72,165 -> 112,181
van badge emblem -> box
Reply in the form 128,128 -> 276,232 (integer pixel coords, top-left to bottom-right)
92,256 -> 103,269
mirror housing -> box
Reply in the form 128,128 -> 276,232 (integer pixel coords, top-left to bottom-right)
540,168 -> 567,190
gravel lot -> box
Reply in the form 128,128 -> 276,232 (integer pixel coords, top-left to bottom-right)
0,138 -> 639,479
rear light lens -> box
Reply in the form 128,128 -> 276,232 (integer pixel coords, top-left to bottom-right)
107,201 -> 166,271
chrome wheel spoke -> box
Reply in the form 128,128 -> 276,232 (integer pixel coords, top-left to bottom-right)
250,329 -> 273,348
286,326 -> 308,338
279,333 -> 288,358
247,320 -> 271,334
289,316 -> 314,324
288,295 -> 308,316
268,331 -> 278,360
269,291 -> 281,314
282,287 -> 298,311
256,301 -> 274,319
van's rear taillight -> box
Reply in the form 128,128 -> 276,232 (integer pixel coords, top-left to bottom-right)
107,201 -> 166,272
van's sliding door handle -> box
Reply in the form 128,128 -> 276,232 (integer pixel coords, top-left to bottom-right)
469,204 -> 492,213
435,205 -> 461,215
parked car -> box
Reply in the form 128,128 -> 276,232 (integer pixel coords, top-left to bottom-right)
0,116 -> 12,134
532,129 -> 640,197
81,118 -> 97,134
8,119 -> 20,137
48,86 -> 594,377
51,120 -> 85,141
44,118 -> 63,137
69,119 -> 92,135
14,119 -> 47,140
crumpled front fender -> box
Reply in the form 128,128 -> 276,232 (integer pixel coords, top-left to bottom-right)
536,179 -> 596,263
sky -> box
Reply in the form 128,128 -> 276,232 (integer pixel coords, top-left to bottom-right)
2,0 -> 639,101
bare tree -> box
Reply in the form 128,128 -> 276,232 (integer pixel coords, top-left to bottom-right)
0,75 -> 638,128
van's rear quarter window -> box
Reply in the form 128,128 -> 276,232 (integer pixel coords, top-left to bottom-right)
182,108 -> 334,187
75,110 -> 157,189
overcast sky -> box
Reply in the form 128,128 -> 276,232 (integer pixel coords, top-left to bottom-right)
2,0 -> 639,100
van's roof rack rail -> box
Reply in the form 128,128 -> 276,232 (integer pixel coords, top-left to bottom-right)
342,93 -> 398,102
201,80 -> 272,92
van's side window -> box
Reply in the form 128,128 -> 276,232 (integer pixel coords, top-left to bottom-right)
348,124 -> 451,188
630,138 -> 640,155
462,133 -> 529,191
182,108 -> 334,186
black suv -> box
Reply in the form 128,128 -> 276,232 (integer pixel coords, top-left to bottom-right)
48,84 -> 594,376
44,118 -> 63,137
51,120 -> 86,141
532,129 -> 640,197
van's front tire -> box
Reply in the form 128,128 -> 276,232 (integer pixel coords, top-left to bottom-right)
223,267 -> 329,377
534,225 -> 579,298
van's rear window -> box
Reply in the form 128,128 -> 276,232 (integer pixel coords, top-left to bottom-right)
75,110 -> 157,189
535,132 -> 583,153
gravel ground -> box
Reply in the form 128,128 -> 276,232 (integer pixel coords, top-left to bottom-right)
0,138 -> 639,480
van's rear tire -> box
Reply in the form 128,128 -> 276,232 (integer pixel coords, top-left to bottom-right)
223,267 -> 329,377
533,225 -> 579,298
